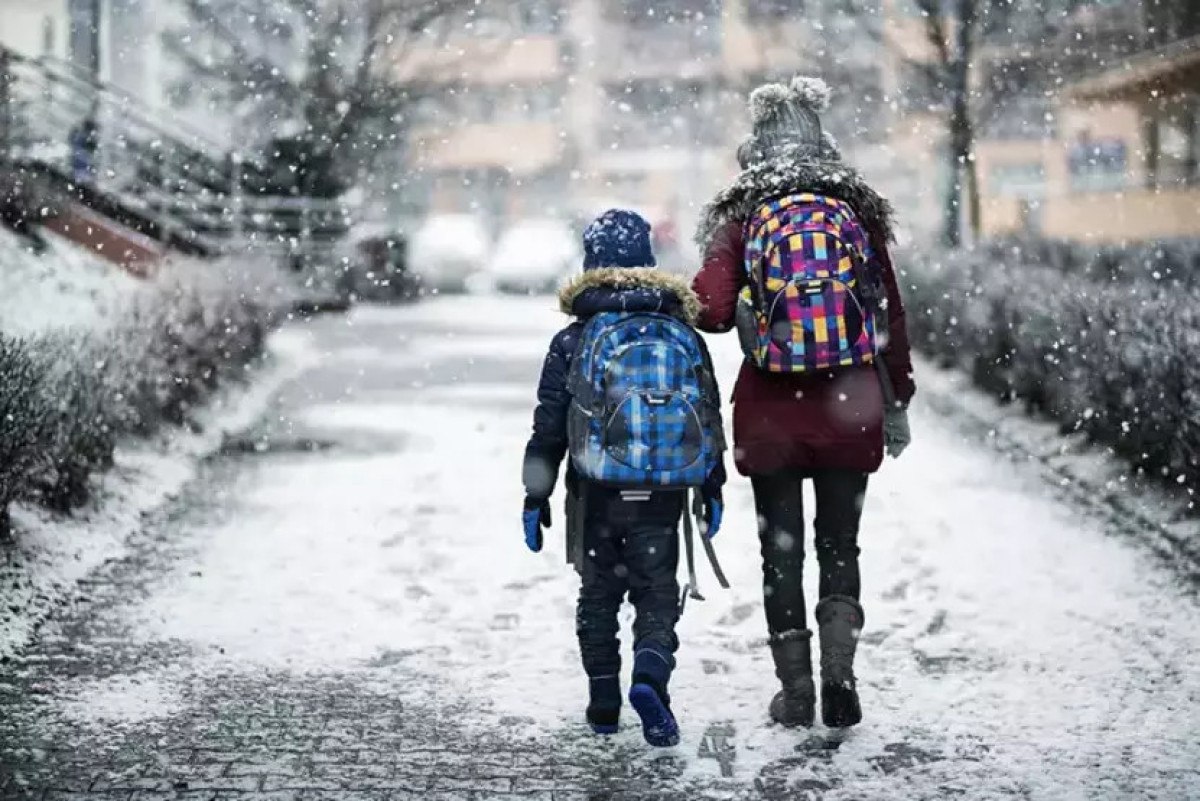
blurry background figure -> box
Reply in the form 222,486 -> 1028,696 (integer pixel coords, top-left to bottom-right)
334,227 -> 418,304
68,112 -> 97,186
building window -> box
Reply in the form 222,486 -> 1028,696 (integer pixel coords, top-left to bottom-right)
68,0 -> 101,75
980,97 -> 1056,141
42,17 -> 56,56
519,1 -> 565,34
601,80 -> 722,150
612,0 -> 721,25
523,83 -> 562,121
896,62 -> 947,114
1067,133 -> 1127,192
746,0 -> 805,19
1152,110 -> 1200,187
988,162 -> 1046,198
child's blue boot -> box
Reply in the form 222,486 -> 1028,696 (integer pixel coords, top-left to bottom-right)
586,675 -> 621,735
628,643 -> 680,747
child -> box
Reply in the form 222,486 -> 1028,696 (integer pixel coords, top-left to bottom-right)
522,209 -> 726,747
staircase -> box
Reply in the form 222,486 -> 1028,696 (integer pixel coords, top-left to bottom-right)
0,45 -> 351,269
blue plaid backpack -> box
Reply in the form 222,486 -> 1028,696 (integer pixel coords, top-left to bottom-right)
567,312 -> 722,489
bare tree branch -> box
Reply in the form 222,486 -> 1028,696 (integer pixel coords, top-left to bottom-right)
164,0 -> 508,198
913,0 -> 952,66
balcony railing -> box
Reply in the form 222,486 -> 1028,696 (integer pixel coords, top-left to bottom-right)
0,44 -> 351,258
596,21 -> 722,76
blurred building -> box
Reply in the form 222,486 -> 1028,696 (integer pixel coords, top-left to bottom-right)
879,0 -> 1200,244
395,0 -> 840,265
0,1 -> 79,63
0,0 -> 198,124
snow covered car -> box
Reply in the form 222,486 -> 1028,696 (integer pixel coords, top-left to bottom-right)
408,214 -> 489,293
487,219 -> 581,294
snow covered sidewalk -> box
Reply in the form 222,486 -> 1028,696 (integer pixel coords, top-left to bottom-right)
1,295 -> 1197,800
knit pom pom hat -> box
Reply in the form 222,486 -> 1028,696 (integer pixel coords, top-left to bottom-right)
582,209 -> 656,271
740,75 -> 834,167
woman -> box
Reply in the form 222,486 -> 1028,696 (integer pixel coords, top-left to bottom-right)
691,76 -> 916,729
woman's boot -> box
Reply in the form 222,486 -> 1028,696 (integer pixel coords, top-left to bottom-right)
767,629 -> 815,728
816,595 -> 864,728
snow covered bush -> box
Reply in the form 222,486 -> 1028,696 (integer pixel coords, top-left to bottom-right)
0,258 -> 278,532
0,337 -> 49,529
907,238 -> 1200,502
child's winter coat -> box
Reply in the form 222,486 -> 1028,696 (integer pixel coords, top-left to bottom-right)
522,268 -> 727,517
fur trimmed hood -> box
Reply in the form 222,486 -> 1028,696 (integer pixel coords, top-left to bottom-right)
696,150 -> 896,248
558,267 -> 702,325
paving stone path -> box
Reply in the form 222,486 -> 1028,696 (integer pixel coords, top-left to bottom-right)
3,297 -> 1198,800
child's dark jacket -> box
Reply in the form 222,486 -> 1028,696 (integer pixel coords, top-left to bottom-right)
522,267 -> 727,502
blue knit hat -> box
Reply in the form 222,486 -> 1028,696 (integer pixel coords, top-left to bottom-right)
582,209 -> 656,271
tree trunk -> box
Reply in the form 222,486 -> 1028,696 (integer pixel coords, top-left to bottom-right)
0,48 -> 11,160
947,0 -> 980,248
943,70 -> 972,248
965,152 -> 982,241
943,145 -> 962,248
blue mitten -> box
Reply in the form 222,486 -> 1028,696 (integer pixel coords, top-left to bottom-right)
702,496 -> 723,540
523,496 -> 551,553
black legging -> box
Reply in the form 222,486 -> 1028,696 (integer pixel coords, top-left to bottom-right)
751,469 -> 869,636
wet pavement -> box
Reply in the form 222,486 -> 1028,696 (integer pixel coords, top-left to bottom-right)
1,296 -> 1198,800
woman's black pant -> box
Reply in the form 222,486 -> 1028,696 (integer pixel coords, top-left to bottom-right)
751,469 -> 869,636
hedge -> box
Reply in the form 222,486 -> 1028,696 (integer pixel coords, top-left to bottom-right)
0,264 -> 274,533
905,238 -> 1200,505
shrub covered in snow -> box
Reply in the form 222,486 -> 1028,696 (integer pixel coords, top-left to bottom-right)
0,257 -> 279,532
906,238 -> 1200,501
970,237 -> 1200,287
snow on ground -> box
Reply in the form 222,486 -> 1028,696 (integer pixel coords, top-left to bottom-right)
56,672 -> 184,730
0,228 -> 145,334
51,293 -> 1190,797
916,357 -> 1200,574
0,327 -> 318,661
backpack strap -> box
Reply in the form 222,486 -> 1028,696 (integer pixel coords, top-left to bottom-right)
678,489 -> 731,616
697,491 -> 731,591
679,494 -> 705,615
742,216 -> 767,312
565,476 -> 586,574
875,352 -> 899,410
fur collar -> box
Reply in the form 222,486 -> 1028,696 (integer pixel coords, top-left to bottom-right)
558,267 -> 702,325
696,156 -> 895,248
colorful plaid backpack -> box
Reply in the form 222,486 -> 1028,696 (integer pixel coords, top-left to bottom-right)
567,312 -> 723,488
736,193 -> 885,373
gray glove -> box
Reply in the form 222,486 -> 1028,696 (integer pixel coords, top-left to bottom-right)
884,407 -> 911,459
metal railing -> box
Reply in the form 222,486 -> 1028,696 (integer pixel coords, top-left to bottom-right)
0,44 -> 352,258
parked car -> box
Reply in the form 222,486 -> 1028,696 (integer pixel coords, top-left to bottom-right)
408,214 -> 489,293
488,218 -> 580,294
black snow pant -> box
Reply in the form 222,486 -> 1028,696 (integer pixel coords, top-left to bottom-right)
574,483 -> 683,680
751,469 -> 869,636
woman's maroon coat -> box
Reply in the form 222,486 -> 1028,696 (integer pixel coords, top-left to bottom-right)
692,219 -> 915,476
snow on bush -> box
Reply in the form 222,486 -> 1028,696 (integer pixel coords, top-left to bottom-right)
906,238 -> 1200,505
0,228 -> 143,334
0,255 -> 280,533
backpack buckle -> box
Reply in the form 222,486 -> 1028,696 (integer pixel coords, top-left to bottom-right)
643,391 -> 671,406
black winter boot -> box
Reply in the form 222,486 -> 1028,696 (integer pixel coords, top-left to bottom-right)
816,595 -> 864,728
586,675 -> 621,735
768,629 -> 815,728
